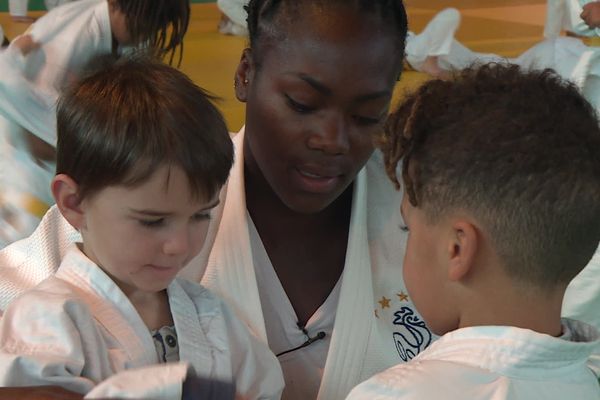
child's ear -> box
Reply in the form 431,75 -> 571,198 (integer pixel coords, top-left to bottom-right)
447,221 -> 478,282
51,174 -> 85,231
234,48 -> 254,102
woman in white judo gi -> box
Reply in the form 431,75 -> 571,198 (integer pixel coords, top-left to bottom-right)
0,0 -> 190,247
347,64 -> 600,400
0,57 -> 284,399
1,0 -> 600,399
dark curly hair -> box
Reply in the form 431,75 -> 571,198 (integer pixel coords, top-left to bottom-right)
381,63 -> 600,289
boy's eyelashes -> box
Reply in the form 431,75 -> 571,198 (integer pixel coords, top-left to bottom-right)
140,218 -> 165,228
138,213 -> 211,228
399,224 -> 410,233
191,212 -> 212,221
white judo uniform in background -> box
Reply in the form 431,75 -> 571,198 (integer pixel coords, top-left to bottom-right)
346,319 -> 600,400
1,130 -> 600,398
0,244 -> 284,399
9,0 -> 76,19
0,0 -> 115,150
405,4 -> 600,113
217,0 -> 248,36
0,0 -> 116,247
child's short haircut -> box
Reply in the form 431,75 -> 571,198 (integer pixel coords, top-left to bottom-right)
56,56 -> 234,203
381,63 -> 600,290
116,0 -> 190,65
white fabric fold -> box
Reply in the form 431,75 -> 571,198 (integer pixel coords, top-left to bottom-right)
347,319 -> 600,400
202,128 -> 268,342
0,244 -> 283,398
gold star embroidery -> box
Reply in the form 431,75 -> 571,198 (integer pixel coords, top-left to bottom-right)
378,296 -> 391,309
397,291 -> 409,302
374,309 -> 379,318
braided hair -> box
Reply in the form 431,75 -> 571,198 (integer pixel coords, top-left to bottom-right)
244,0 -> 408,68
115,0 -> 190,66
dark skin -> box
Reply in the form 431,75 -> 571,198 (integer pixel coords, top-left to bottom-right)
245,164 -> 352,325
235,5 -> 401,325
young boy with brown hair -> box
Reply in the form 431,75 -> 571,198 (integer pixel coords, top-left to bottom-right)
347,63 -> 600,399
0,56 -> 284,399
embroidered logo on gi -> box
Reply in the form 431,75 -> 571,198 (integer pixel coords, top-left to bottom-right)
392,306 -> 431,361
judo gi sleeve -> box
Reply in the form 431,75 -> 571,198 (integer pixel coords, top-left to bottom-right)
0,293 -> 97,394
220,302 -> 285,400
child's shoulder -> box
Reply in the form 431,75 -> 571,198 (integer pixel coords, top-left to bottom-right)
5,275 -> 92,322
350,359 -> 473,400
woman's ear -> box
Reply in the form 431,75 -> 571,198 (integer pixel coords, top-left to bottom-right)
447,220 -> 478,282
51,174 -> 85,231
234,48 -> 255,102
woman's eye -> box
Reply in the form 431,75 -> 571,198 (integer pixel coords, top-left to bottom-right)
285,94 -> 316,113
139,218 -> 165,228
399,224 -> 410,233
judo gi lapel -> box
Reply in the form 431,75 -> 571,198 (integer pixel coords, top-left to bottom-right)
202,129 -> 268,342
168,278 -> 228,379
317,167 -> 374,400
58,246 -> 158,367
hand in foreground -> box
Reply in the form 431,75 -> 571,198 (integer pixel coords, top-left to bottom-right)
581,2 -> 600,29
12,34 -> 41,56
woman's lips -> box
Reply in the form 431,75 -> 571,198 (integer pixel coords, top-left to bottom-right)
294,167 -> 342,194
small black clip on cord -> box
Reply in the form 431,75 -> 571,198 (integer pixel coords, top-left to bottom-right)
276,324 -> 327,357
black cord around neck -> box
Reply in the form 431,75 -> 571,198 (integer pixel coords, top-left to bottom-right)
276,323 -> 327,357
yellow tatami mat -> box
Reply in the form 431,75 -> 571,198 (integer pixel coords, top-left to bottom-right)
0,1 -> 548,131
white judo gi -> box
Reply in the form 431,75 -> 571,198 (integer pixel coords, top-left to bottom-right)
216,0 -> 248,36
0,0 -> 117,247
9,0 -> 75,18
0,244 -> 284,399
1,129 -> 600,399
405,5 -> 600,113
545,0 -> 600,38
0,129 -> 432,400
197,130 -> 433,400
0,0 -> 115,147
346,319 -> 600,400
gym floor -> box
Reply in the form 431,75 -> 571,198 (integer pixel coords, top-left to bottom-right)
0,0 -> 547,131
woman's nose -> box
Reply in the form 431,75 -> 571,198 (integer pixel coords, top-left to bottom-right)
306,113 -> 350,155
